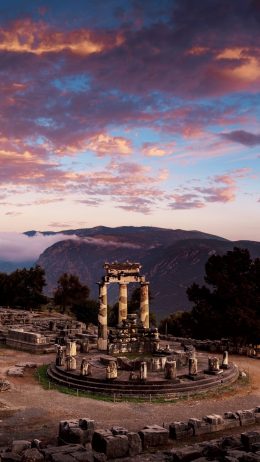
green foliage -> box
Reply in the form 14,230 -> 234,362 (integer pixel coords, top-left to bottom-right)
0,266 -> 47,309
160,247 -> 260,345
53,273 -> 90,313
53,272 -> 98,324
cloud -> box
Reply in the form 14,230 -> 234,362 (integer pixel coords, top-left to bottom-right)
141,142 -> 175,157
0,232 -> 79,262
169,168 -> 250,209
221,130 -> 260,146
169,193 -> 205,210
0,18 -> 121,56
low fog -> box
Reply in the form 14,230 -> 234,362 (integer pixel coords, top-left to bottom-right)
0,232 -> 79,262
0,232 -> 141,263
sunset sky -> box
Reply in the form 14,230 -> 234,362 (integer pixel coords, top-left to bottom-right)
0,0 -> 259,240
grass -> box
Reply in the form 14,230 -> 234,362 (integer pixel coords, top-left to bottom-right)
35,365 -> 250,404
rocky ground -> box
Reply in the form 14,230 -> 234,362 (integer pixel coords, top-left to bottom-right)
0,348 -> 259,446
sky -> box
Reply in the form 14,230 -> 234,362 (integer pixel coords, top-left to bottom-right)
0,0 -> 259,241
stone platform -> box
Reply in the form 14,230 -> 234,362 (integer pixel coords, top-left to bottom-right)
47,353 -> 239,399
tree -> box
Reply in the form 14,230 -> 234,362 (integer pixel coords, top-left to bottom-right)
0,266 -> 47,309
187,247 -> 260,344
53,273 -> 90,313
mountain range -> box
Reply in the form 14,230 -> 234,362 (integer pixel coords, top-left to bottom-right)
31,226 -> 260,320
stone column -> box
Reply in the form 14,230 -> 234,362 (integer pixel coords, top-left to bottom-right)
118,283 -> 128,324
140,282 -> 149,328
97,282 -> 108,351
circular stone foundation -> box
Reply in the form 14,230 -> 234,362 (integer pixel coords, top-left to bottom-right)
47,351 -> 239,399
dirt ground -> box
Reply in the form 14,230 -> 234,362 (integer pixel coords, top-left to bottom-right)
0,348 -> 259,445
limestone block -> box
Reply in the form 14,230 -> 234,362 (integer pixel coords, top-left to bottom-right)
42,444 -> 93,462
139,424 -> 169,449
92,430 -> 112,453
1,452 -> 23,461
241,431 -> 260,450
12,441 -> 31,454
59,419 -> 94,445
92,452 -> 107,462
127,432 -> 142,456
203,414 -> 226,432
21,448 -> 44,461
169,445 -> 202,461
223,412 -> 241,430
188,418 -> 212,436
111,426 -> 128,435
169,421 -> 193,440
94,435 -> 128,459
201,442 -> 225,459
236,410 -> 256,426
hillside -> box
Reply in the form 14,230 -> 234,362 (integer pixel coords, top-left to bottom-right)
36,226 -> 260,320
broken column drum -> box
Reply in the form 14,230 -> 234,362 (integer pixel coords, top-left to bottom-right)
222,351 -> 229,368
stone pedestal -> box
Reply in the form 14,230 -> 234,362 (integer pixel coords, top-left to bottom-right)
140,361 -> 147,381
56,346 -> 65,367
165,360 -> 177,380
118,283 -> 128,324
80,358 -> 91,376
66,355 -> 77,371
207,357 -> 223,375
189,358 -> 198,376
66,341 -> 77,357
140,282 -> 149,328
106,361 -> 117,380
98,282 -> 108,351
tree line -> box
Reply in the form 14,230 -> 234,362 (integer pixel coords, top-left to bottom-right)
159,247 -> 260,345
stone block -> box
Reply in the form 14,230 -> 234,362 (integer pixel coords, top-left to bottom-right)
201,442 -> 225,459
240,453 -> 260,462
42,444 -> 93,462
1,453 -> 22,462
93,452 -> 107,462
241,431 -> 260,450
169,422 -> 193,440
12,441 -> 31,454
221,435 -> 242,449
92,430 -> 113,453
236,410 -> 256,426
59,419 -> 94,445
102,435 -> 128,459
252,443 -> 260,452
139,425 -> 169,449
111,425 -> 128,435
188,418 -> 212,436
203,414 -> 226,432
170,445 -> 203,461
21,448 -> 44,461
127,432 -> 142,456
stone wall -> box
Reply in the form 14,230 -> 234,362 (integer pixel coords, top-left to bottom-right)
160,335 -> 260,358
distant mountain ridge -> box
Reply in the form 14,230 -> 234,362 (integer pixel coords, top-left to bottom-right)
35,226 -> 260,319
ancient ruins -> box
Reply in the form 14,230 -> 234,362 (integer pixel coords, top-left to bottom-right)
44,261 -> 241,399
